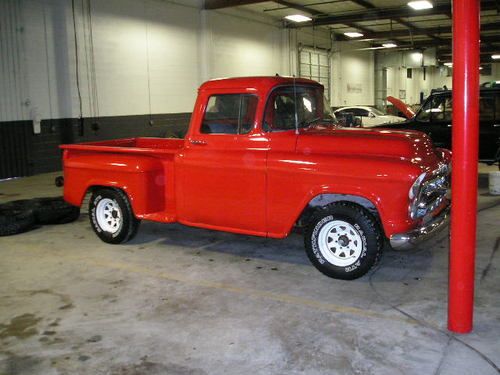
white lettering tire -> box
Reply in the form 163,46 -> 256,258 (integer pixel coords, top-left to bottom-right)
305,202 -> 383,280
89,188 -> 140,244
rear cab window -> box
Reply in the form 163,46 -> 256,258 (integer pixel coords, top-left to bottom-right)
201,94 -> 258,135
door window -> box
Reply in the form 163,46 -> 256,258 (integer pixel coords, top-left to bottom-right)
201,94 -> 258,135
263,86 -> 335,131
479,95 -> 495,121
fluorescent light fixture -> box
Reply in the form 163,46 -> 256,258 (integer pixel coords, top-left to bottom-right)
344,32 -> 364,38
444,62 -> 453,67
284,14 -> 312,23
492,54 -> 500,60
382,42 -> 397,48
479,66 -> 483,70
408,1 -> 433,10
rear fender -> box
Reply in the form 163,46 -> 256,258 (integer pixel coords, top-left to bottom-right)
63,153 -> 165,216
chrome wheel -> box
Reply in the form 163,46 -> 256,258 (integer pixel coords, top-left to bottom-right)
317,220 -> 363,267
96,198 -> 122,234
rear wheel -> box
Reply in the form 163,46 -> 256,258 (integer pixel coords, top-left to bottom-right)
305,202 -> 383,280
89,189 -> 140,244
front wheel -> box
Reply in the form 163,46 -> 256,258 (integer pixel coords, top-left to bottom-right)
89,188 -> 140,244
305,203 -> 383,280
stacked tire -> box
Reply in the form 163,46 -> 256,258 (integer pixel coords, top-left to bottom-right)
0,197 -> 80,237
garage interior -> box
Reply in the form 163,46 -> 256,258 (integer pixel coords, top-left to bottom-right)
1,0 -> 500,374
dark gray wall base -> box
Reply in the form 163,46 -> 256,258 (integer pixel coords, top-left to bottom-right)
0,112 -> 191,179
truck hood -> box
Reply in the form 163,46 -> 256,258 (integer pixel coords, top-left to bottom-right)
297,125 -> 440,167
387,96 -> 415,119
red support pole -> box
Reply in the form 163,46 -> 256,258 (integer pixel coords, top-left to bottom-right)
448,0 -> 480,334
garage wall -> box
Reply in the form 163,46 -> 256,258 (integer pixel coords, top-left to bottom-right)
17,0 -> 201,122
0,0 -> 288,178
331,42 -> 375,107
201,10 -> 284,80
2,0 -> 288,124
0,0 -> 30,123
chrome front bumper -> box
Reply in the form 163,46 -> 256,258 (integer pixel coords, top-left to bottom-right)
390,204 -> 451,250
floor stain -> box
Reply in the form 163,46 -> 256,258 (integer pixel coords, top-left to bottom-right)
0,353 -> 42,375
0,313 -> 41,339
87,334 -> 102,343
48,318 -> 61,327
59,303 -> 74,310
109,359 -> 207,375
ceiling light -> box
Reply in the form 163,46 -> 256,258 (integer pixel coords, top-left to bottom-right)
284,14 -> 312,23
492,54 -> 500,60
382,42 -> 397,48
479,66 -> 483,70
408,1 -> 433,10
344,32 -> 364,38
444,62 -> 453,67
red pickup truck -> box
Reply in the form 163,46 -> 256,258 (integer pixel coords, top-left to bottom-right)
61,77 -> 451,280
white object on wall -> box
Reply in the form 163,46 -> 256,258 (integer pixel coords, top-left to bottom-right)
490,172 -> 500,195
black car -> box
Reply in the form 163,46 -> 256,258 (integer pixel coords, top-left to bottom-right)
378,87 -> 500,162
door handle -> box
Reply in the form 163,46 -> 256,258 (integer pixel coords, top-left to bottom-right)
190,139 -> 207,145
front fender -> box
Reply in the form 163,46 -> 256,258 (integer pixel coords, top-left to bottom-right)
271,181 -> 414,239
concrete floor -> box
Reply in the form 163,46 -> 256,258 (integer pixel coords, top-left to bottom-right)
0,170 -> 499,375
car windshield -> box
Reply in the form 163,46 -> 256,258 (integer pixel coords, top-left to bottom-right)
264,85 -> 337,131
416,94 -> 452,122
370,107 -> 385,116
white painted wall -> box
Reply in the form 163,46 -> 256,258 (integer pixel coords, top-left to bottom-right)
201,9 -> 284,81
1,0 -> 289,123
331,42 -> 375,107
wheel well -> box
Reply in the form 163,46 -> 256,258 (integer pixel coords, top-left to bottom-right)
85,185 -> 128,205
298,194 -> 382,230
87,185 -> 122,194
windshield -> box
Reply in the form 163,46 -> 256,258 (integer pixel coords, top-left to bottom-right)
264,85 -> 337,131
416,94 -> 452,122
371,107 -> 385,116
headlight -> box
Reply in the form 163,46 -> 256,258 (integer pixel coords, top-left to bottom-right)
409,172 -> 427,200
408,164 -> 450,220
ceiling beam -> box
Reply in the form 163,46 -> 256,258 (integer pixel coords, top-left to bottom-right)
288,0 -> 499,28
203,0 -> 268,10
438,47 -> 500,56
390,33 -> 500,50
349,0 -> 445,43
343,21 -> 500,40
274,0 -> 322,16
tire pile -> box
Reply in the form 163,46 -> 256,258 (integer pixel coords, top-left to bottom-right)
0,197 -> 80,236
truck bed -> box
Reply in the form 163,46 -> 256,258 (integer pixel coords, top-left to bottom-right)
60,137 -> 184,156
